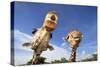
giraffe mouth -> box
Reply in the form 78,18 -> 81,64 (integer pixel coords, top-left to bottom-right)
44,20 -> 57,31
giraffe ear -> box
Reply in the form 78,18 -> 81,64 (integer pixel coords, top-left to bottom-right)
63,35 -> 69,41
66,35 -> 69,40
22,42 -> 31,47
32,28 -> 38,34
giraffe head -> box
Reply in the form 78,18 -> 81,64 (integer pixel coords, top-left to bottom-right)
43,11 -> 58,32
65,30 -> 83,48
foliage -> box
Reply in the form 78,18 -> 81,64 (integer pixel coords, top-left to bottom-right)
27,56 -> 47,65
81,54 -> 97,62
51,58 -> 68,63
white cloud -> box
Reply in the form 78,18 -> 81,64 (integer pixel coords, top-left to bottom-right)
41,44 -> 70,62
60,42 -> 71,51
61,42 -> 66,47
81,50 -> 86,55
76,50 -> 93,61
14,30 -> 32,42
14,30 -> 32,51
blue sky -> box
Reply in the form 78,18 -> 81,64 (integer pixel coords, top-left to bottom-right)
12,1 -> 97,65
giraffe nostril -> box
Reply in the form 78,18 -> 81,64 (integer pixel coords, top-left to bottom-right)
51,15 -> 56,21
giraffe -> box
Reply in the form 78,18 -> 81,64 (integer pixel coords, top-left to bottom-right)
64,30 -> 83,62
23,11 -> 58,64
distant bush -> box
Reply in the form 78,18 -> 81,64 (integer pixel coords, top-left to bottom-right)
51,58 -> 68,63
81,54 -> 97,62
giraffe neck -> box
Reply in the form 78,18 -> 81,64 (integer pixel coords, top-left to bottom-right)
69,47 -> 77,62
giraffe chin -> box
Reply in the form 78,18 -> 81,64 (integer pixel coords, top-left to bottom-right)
69,40 -> 80,48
